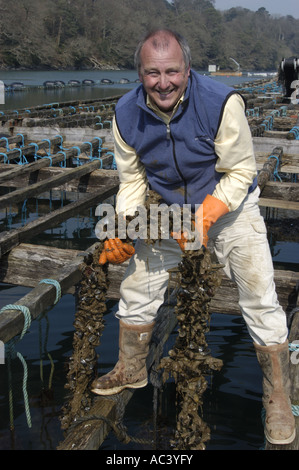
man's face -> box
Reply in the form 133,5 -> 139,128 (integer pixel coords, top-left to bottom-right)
138,35 -> 190,113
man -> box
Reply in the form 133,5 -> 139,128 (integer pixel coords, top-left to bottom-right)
91,29 -> 295,445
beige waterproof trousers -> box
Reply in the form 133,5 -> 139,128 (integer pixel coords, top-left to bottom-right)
116,187 -> 288,346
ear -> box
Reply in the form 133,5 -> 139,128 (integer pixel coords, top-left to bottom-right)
138,69 -> 144,83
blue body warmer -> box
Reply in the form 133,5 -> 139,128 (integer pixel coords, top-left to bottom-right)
115,70 -> 257,209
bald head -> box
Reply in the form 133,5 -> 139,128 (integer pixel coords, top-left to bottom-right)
134,29 -> 191,72
136,29 -> 191,114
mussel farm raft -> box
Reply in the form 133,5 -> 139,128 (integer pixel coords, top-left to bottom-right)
0,81 -> 298,451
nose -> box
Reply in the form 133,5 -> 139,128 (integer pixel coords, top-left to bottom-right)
158,73 -> 170,90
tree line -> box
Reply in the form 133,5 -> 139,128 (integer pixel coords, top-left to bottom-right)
0,0 -> 298,71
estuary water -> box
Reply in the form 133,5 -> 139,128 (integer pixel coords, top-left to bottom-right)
0,69 -> 272,110
0,70 -> 297,452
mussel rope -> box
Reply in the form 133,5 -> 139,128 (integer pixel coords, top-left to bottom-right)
60,246 -> 108,431
62,192 -> 223,449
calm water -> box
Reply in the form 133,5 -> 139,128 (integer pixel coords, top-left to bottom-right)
0,69 -> 271,111
0,70 -> 296,451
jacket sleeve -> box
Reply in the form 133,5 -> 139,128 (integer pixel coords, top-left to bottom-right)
213,93 -> 257,212
112,116 -> 148,216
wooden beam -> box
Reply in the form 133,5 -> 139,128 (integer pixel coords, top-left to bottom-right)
106,263 -> 299,316
0,246 -> 91,344
0,135 -> 63,165
0,165 -> 119,193
261,181 -> 299,202
1,244 -> 298,317
0,138 -> 114,184
0,185 -> 118,257
0,244 -> 82,288
253,137 -> 299,156
0,159 -> 102,210
258,198 -> 299,210
0,134 -> 27,146
257,146 -> 283,191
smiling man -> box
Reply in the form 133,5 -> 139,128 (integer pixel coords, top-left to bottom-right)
136,32 -> 190,114
92,29 -> 295,446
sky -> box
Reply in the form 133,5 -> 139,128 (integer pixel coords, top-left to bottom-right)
214,0 -> 299,18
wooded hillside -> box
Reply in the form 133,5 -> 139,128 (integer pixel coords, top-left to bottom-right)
0,0 -> 298,71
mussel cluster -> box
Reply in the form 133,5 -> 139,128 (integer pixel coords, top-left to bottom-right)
60,244 -> 109,431
159,243 -> 223,450
60,189 -> 223,450
138,190 -> 224,449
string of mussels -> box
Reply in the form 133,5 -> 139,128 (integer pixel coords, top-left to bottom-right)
142,191 -> 223,450
159,250 -> 223,450
60,190 -> 223,450
60,244 -> 108,431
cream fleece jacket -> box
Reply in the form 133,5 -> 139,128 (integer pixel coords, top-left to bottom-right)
112,92 -> 257,215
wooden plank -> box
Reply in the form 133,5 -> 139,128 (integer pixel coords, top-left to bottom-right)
263,130 -> 289,139
0,185 -> 118,257
258,198 -> 299,210
0,165 -> 118,193
4,244 -> 295,317
257,146 -> 283,191
0,134 -> 27,145
0,243 -> 82,288
0,248 -> 88,344
0,153 -> 67,183
261,181 -> 299,202
106,263 -> 299,316
0,136 -> 63,165
253,137 -> 299,156
0,159 -> 102,210
3,126 -> 114,147
0,138 -> 113,184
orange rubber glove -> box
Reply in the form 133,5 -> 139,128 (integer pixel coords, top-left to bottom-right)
196,194 -> 229,247
172,195 -> 229,250
99,238 -> 135,265
171,230 -> 189,251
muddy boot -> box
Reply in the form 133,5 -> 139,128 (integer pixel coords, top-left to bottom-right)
91,320 -> 155,396
254,340 -> 295,445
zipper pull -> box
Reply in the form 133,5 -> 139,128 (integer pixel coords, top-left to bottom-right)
166,124 -> 171,140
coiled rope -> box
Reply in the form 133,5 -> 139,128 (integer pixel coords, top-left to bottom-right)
39,278 -> 61,304
0,304 -> 32,429
0,280 -> 61,429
